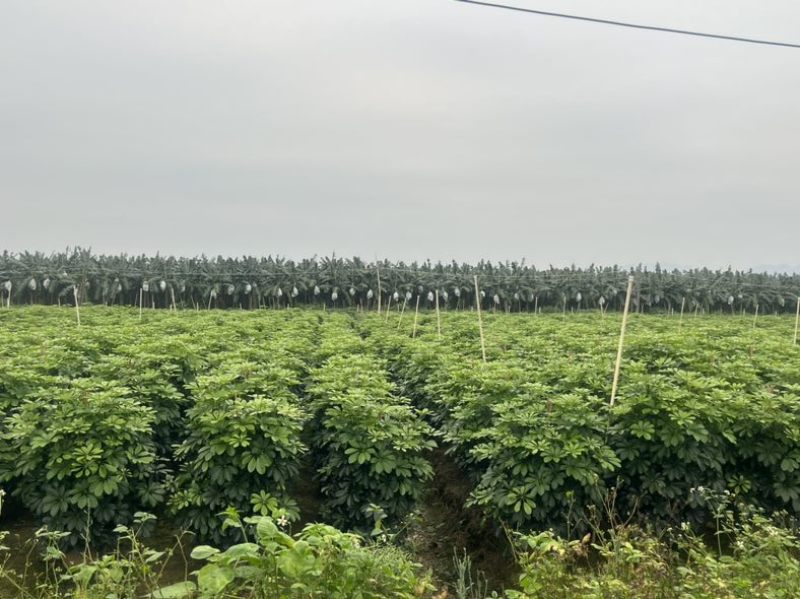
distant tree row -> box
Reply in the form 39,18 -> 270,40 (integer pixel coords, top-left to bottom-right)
1,249 -> 799,313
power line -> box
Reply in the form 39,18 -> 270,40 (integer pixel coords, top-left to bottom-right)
454,0 -> 800,49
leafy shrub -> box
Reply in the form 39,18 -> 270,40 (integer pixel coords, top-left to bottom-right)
309,354 -> 435,531
469,390 -> 619,530
0,379 -> 165,544
0,356 -> 62,414
611,359 -> 800,523
91,352 -> 189,458
169,364 -> 307,543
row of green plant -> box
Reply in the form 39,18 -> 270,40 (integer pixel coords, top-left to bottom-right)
0,309 -> 321,544
168,358 -> 308,544
307,318 -> 436,531
361,311 -> 800,535
0,308 -> 442,545
4,249 -> 800,312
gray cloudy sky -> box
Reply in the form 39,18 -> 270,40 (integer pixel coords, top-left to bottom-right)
2,0 -> 799,270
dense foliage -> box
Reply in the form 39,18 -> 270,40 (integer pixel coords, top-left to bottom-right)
0,379 -> 166,544
309,351 -> 435,530
3,249 -> 800,313
4,305 -> 800,596
185,513 -> 435,598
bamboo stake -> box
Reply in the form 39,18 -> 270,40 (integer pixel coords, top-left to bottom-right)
534,295 -> 538,315
610,276 -> 634,407
412,295 -> 420,338
73,285 -> 81,327
679,297 -> 686,329
435,290 -> 442,340
474,275 -> 487,363
170,287 -> 177,311
139,288 -> 144,321
376,263 -> 382,313
397,297 -> 408,330
794,297 -> 800,345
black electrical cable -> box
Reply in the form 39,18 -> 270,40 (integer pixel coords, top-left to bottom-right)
454,0 -> 800,49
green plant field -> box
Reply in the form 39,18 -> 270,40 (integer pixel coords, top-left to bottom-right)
3,305 -> 800,597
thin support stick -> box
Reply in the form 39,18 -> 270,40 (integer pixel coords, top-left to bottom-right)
73,285 -> 81,327
474,275 -> 487,363
610,276 -> 634,407
397,297 -> 408,329
139,288 -> 144,321
376,263 -> 382,313
795,297 -> 800,345
679,297 -> 686,329
170,287 -> 177,311
435,290 -> 442,340
412,295 -> 421,338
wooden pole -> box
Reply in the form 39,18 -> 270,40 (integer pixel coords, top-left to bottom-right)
397,297 -> 408,330
435,290 -> 442,340
376,263 -> 382,313
679,297 -> 686,329
795,297 -> 800,345
73,285 -> 81,327
474,275 -> 487,363
412,295 -> 420,338
534,295 -> 538,315
610,276 -> 634,407
170,287 -> 177,311
139,288 -> 144,321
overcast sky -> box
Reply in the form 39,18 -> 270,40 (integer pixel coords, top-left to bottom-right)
2,0 -> 798,270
